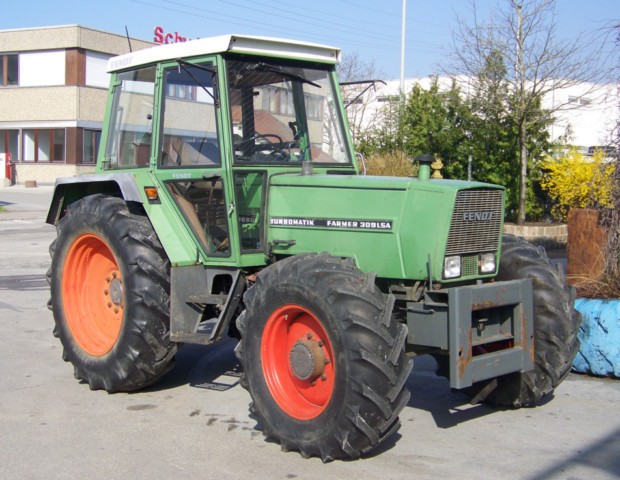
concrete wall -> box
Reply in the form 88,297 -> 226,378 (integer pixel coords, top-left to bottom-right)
78,87 -> 109,121
0,87 -> 77,122
503,223 -> 568,249
14,163 -> 96,185
0,86 -> 109,123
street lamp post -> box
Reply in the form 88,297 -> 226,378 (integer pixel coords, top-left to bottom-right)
400,0 -> 407,101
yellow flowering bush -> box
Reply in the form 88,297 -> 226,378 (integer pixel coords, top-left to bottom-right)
540,148 -> 614,222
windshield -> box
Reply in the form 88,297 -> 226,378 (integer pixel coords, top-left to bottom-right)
226,58 -> 351,165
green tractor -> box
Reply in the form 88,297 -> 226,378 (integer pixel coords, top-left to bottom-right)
46,35 -> 580,461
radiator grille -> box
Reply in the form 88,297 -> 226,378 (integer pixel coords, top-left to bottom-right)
446,189 -> 503,256
461,254 -> 479,277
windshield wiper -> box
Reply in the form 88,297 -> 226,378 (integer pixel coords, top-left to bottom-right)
340,79 -> 386,109
175,59 -> 219,107
251,63 -> 321,89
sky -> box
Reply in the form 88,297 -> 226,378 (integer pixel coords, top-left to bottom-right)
1,0 -> 618,79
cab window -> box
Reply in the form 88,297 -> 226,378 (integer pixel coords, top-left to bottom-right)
167,178 -> 230,256
160,62 -> 220,167
104,66 -> 156,169
227,58 -> 352,165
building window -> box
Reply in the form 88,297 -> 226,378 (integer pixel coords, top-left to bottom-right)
20,50 -> 65,87
377,95 -> 400,103
305,93 -> 323,120
85,51 -> 112,88
346,98 -> 364,105
0,54 -> 19,86
83,129 -> 101,164
260,86 -> 324,120
166,83 -> 196,100
22,129 -> 65,162
0,130 -> 19,160
568,95 -> 592,106
261,86 -> 293,116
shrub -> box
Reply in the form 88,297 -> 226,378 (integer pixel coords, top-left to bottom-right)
540,148 -> 614,222
364,152 -> 418,177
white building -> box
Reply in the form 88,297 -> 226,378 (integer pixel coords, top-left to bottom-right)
546,81 -> 618,153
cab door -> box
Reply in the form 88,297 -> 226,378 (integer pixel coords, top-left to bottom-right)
153,58 -> 235,263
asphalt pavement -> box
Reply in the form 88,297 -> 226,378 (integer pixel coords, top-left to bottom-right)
0,185 -> 618,480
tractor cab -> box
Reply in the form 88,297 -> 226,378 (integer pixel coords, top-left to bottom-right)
93,35 -> 356,267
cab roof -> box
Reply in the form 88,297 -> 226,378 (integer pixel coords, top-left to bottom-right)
107,34 -> 341,73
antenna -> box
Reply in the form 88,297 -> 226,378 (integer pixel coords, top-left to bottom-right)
125,25 -> 133,53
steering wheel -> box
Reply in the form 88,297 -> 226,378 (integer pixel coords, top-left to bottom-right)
236,133 -> 304,162
241,132 -> 282,145
236,133 -> 292,160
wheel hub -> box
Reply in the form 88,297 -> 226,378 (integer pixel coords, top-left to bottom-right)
289,338 -> 325,381
108,276 -> 123,305
261,304 -> 336,419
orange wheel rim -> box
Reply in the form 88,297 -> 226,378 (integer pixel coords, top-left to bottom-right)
261,304 -> 335,420
62,234 -> 124,356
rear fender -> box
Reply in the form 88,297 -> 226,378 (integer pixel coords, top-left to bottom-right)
46,173 -> 143,225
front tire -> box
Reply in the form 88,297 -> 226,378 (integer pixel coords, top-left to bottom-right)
466,235 -> 581,407
49,194 -> 176,392
235,254 -> 412,461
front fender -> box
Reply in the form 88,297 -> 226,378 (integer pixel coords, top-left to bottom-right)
46,173 -> 143,225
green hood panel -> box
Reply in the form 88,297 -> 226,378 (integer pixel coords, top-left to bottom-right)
267,174 -> 504,281
269,173 -> 494,191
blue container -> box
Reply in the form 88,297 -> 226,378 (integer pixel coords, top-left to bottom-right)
572,298 -> 620,377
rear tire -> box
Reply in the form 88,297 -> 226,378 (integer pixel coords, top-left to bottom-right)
465,235 -> 581,407
49,194 -> 176,392
235,254 -> 412,461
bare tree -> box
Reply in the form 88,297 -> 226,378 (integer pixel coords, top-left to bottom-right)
338,51 -> 383,83
337,52 -> 385,144
448,0 -> 609,224
602,24 -> 620,287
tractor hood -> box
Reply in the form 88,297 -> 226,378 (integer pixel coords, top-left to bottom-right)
266,173 -> 505,282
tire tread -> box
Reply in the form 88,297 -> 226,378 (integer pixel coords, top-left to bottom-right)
235,253 -> 411,461
48,194 -> 176,393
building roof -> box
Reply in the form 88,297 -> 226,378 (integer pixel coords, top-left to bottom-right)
107,34 -> 341,72
0,24 -> 153,55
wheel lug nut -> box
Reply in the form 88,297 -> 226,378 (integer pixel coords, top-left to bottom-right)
307,333 -> 313,340
318,340 -> 324,347
321,375 -> 327,381
324,358 -> 330,364
104,289 -> 109,295
107,302 -> 112,308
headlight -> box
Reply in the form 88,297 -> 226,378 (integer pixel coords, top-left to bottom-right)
444,255 -> 461,279
479,252 -> 496,274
